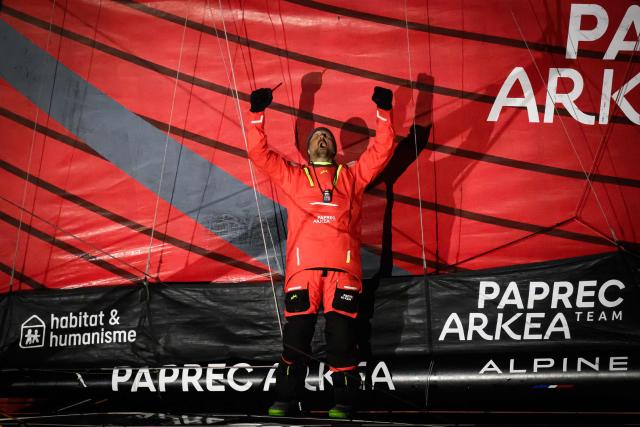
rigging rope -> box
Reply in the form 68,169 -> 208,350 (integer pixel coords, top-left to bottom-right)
8,0 -> 59,292
1,195 -> 149,278
143,1 -> 192,282
532,0 -> 640,230
574,33 -> 640,220
510,9 -> 619,243
206,0 -> 285,278
264,2 -> 299,274
209,0 -> 283,336
403,0 -> 428,273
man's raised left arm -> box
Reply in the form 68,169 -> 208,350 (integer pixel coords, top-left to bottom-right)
353,86 -> 396,188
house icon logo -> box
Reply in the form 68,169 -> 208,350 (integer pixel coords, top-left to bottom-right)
20,315 -> 46,349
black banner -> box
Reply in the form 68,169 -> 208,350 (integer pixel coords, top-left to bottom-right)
429,251 -> 640,353
0,283 -> 284,367
1,251 -> 639,395
0,276 -> 431,368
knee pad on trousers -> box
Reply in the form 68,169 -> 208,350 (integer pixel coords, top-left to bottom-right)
325,312 -> 357,369
282,314 -> 317,363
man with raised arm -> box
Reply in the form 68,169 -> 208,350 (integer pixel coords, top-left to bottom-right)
246,85 -> 395,419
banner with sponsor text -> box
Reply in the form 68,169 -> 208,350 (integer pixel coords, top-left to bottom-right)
1,252 -> 638,371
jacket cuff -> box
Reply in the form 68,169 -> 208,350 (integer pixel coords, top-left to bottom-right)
247,111 -> 265,127
376,108 -> 391,122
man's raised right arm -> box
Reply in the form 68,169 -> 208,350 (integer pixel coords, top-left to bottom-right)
246,88 -> 293,187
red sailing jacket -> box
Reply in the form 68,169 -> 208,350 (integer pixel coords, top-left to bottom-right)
246,109 -> 395,281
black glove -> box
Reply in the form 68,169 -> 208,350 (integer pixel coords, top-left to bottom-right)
250,88 -> 273,113
372,86 -> 392,111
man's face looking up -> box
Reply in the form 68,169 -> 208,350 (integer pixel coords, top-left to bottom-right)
307,129 -> 336,163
